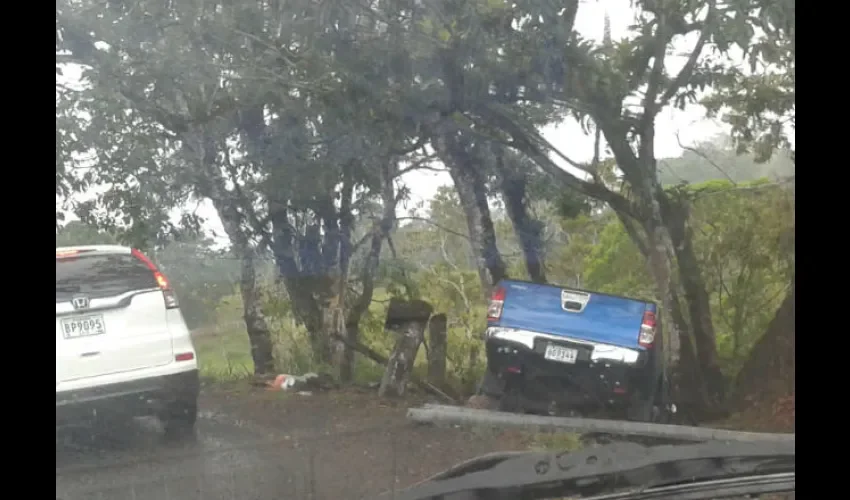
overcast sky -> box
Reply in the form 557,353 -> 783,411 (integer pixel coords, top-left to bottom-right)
58,0 -> 729,244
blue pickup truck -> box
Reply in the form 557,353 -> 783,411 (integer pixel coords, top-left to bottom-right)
478,279 -> 672,422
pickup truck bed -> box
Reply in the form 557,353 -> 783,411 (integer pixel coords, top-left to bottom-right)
480,280 -> 665,420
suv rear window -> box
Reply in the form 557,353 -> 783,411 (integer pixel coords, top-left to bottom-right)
56,253 -> 158,303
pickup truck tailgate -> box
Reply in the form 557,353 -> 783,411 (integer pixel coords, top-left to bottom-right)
496,281 -> 650,349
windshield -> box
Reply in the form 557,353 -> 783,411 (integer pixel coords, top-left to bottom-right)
56,253 -> 159,302
56,0 -> 794,499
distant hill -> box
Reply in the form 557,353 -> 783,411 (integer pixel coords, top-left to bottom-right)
658,136 -> 795,186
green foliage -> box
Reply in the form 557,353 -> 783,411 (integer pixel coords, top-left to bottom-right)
155,238 -> 243,329
583,221 -> 656,302
197,284 -> 319,380
527,431 -> 583,452
355,266 -> 489,393
701,0 -> 795,163
416,264 -> 489,391
56,221 -> 119,246
562,178 -> 794,378
546,213 -> 614,290
687,179 -> 794,375
56,0 -> 795,399
555,194 -> 594,220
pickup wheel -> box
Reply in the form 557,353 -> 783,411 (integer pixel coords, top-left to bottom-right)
498,384 -> 524,413
627,399 -> 653,422
626,384 -> 660,423
161,397 -> 198,441
627,380 -> 671,423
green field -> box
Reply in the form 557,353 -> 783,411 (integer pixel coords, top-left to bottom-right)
192,324 -> 255,381
192,322 -> 388,385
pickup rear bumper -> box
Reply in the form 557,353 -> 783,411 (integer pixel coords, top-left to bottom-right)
56,369 -> 199,425
482,327 -> 655,412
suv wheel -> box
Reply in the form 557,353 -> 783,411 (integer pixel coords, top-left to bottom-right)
161,398 -> 197,440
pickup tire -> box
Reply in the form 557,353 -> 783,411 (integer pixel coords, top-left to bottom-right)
498,383 -> 525,413
626,395 -> 654,422
161,397 -> 198,441
627,378 -> 672,423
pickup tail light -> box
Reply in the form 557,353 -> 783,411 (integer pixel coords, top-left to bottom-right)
131,248 -> 180,309
638,310 -> 656,348
487,286 -> 507,321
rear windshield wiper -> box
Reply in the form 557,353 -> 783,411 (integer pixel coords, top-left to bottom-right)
382,440 -> 794,500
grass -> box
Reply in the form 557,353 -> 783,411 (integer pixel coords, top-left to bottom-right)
192,297 -> 487,396
526,430 -> 584,452
192,324 -> 255,382
192,321 -> 388,386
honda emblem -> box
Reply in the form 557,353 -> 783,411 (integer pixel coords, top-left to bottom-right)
72,296 -> 90,310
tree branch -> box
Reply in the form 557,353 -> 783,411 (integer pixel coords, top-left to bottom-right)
641,18 -> 672,126
658,4 -> 716,109
396,216 -> 471,241
478,103 -> 642,219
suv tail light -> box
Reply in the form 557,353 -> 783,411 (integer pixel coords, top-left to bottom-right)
487,286 -> 506,321
638,310 -> 656,348
131,248 -> 179,309
56,249 -> 94,260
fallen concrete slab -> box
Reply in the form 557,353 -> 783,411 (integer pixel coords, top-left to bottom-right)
408,404 -> 795,444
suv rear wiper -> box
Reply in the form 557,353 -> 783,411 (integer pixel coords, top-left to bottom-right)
383,440 -> 794,500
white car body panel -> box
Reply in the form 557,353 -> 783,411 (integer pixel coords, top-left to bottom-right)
55,245 -> 197,396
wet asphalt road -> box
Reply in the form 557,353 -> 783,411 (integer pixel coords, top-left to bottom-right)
56,411 -> 313,500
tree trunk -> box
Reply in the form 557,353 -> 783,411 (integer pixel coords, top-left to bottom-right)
237,250 -> 276,375
604,122 -> 725,415
615,206 -> 712,419
733,276 -> 795,409
433,130 -> 507,295
497,161 -> 546,284
378,299 -> 434,398
642,213 -> 681,367
427,313 -> 448,388
341,158 -> 398,381
269,202 -> 332,365
211,200 -> 276,376
661,192 -> 726,404
184,127 -> 276,377
451,165 -> 492,293
332,168 -> 355,381
237,106 -> 331,367
669,288 -> 711,421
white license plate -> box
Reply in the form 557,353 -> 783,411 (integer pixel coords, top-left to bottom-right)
544,344 -> 578,364
60,315 -> 106,339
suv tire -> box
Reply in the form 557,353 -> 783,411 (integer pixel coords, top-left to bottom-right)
161,397 -> 198,440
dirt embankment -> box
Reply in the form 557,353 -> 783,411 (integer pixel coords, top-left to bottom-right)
199,385 -> 534,498
201,379 -> 794,498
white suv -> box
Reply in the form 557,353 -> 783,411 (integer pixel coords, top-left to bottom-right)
56,245 -> 199,437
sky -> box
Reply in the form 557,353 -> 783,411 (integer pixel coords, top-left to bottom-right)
58,0 -> 729,244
